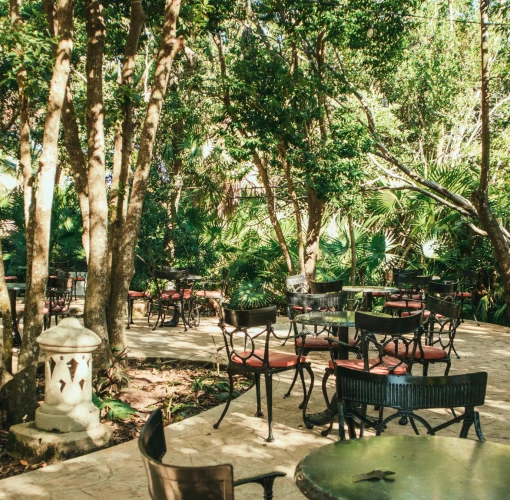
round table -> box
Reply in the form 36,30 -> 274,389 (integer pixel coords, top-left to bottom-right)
295,436 -> 510,500
342,286 -> 398,311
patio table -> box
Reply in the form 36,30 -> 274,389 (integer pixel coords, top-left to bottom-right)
295,435 -> 510,500
342,285 -> 398,311
6,282 -> 26,347
152,269 -> 202,330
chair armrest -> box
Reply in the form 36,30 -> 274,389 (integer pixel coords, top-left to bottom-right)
234,471 -> 286,495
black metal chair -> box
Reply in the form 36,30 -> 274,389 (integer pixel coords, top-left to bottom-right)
336,366 -> 487,441
322,311 -> 423,436
284,291 -> 351,399
140,409 -> 286,500
195,267 -> 230,316
384,297 -> 461,375
309,279 -> 343,294
214,306 -> 314,442
384,275 -> 432,316
458,270 -> 480,324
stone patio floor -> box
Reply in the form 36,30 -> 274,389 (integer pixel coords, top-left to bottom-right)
1,309 -> 509,499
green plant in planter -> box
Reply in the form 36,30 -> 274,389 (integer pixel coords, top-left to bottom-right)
226,278 -> 273,310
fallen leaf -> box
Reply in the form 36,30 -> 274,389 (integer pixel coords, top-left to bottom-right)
19,460 -> 29,466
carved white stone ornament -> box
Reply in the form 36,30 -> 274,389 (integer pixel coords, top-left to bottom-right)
35,317 -> 102,433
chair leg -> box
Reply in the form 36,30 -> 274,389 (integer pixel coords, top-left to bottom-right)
422,362 -> 429,376
460,407 -> 474,438
255,373 -> 263,417
444,361 -> 452,376
298,365 -> 307,410
301,363 -> 314,430
265,373 -> 274,442
451,343 -> 461,359
320,368 -> 334,437
473,411 -> 485,441
152,302 -> 164,331
284,367 -> 299,399
345,401 -> 357,439
338,399 -> 346,441
213,370 -> 234,430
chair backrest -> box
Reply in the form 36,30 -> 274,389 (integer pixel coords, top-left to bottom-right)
428,280 -> 458,299
355,311 -> 423,372
426,295 -> 461,319
221,306 -> 276,328
309,279 -> 343,294
336,367 -> 487,439
139,409 -> 235,500
426,296 -> 461,353
285,274 -> 308,293
286,291 -> 346,319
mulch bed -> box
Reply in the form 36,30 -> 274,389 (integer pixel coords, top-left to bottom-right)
0,360 -> 251,480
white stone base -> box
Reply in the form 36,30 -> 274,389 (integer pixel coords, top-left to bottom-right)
35,402 -> 100,433
8,422 -> 114,463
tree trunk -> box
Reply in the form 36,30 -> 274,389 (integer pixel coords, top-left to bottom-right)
0,240 -> 13,379
6,0 -> 74,426
304,188 -> 324,281
278,140 -> 305,273
108,0 -> 183,351
62,85 -> 90,263
164,158 -> 183,263
253,150 -> 296,274
84,0 -> 108,350
348,212 -> 356,286
108,0 -> 146,294
472,0 -> 510,322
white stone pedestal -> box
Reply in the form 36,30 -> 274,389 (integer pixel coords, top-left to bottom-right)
8,317 -> 114,463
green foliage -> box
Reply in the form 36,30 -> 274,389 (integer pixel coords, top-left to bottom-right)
92,394 -> 137,421
226,278 -> 274,310
93,349 -> 131,398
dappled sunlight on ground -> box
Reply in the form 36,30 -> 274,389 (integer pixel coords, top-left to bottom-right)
1,314 -> 509,499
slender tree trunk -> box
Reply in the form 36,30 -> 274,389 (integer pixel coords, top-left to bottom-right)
253,150 -> 296,274
11,0 -> 35,292
108,0 -> 146,297
472,0 -> 510,321
84,0 -> 108,349
164,158 -> 183,263
108,0 -> 183,351
62,85 -> 90,263
278,141 -> 304,273
0,240 -> 13,381
4,0 -> 74,426
304,188 -> 324,281
348,212 -> 356,286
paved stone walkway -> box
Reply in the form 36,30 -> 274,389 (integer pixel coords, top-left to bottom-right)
1,310 -> 509,499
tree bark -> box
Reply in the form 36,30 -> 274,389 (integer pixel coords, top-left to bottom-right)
472,0 -> 510,321
253,150 -> 296,274
348,212 -> 356,286
304,188 -> 324,281
108,0 -> 183,351
11,0 -> 35,293
108,0 -> 146,295
84,0 -> 108,349
278,140 -> 304,273
0,240 -> 13,379
7,0 -> 74,426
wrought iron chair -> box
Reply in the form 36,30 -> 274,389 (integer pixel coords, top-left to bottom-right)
284,291 -> 351,400
384,275 -> 432,316
322,311 -> 423,436
336,366 -> 487,441
285,273 -> 309,293
309,279 -> 343,294
458,270 -> 481,324
43,287 -> 72,329
127,290 -> 151,329
384,297 -> 461,375
140,409 -> 286,500
214,306 -> 314,442
195,267 -> 230,317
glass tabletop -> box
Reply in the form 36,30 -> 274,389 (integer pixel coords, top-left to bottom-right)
294,311 -> 391,327
342,285 -> 398,293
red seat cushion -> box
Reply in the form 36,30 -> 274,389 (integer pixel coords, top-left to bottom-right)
4,276 -> 18,282
384,300 -> 425,310
383,344 -> 447,360
128,290 -> 149,298
73,277 -> 86,282
196,290 -> 222,299
329,357 -> 408,375
371,291 -> 389,297
232,349 -> 306,368
457,292 -> 472,298
296,337 -> 357,349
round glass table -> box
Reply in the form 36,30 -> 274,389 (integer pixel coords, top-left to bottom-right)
342,285 -> 398,311
295,436 -> 510,500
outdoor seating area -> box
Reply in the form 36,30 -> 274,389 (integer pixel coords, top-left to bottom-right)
0,310 -> 509,499
2,1 -> 510,498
